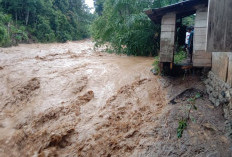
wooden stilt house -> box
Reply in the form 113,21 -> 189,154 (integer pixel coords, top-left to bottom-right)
146,0 -> 232,109
145,0 -> 211,68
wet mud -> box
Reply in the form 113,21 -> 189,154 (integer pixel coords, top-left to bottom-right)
0,40 -> 231,156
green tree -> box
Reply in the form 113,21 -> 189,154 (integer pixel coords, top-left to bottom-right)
94,0 -> 105,15
0,0 -> 94,46
91,0 -> 160,56
91,0 -> 188,56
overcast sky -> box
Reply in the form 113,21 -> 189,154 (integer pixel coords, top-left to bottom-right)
85,0 -> 94,12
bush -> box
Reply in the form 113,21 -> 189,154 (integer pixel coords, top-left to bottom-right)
174,49 -> 187,64
0,12 -> 11,46
152,56 -> 160,74
0,11 -> 30,46
11,25 -> 29,44
0,25 -> 11,46
33,16 -> 55,42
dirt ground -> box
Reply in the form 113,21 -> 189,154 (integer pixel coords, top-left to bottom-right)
0,40 -> 231,157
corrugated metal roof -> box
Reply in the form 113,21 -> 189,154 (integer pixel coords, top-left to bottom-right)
145,0 -> 208,23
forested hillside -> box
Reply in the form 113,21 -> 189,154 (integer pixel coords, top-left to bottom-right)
91,0 -> 193,56
0,0 -> 94,47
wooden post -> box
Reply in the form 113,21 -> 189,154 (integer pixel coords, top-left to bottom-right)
160,13 -> 176,63
159,62 -> 163,75
193,6 -> 212,67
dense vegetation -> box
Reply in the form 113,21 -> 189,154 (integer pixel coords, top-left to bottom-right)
0,0 -> 94,47
91,0 -> 193,56
0,0 -> 194,55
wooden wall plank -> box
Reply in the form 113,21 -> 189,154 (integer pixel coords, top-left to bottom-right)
194,43 -> 206,51
212,52 -> 229,82
162,18 -> 176,25
194,51 -> 212,59
193,7 -> 208,51
193,59 -> 212,67
195,20 -> 208,28
194,35 -> 207,43
195,12 -> 208,20
161,24 -> 176,32
160,40 -> 175,62
207,0 -> 232,52
193,51 -> 212,67
161,32 -> 175,41
196,6 -> 208,12
160,54 -> 173,62
225,18 -> 232,51
161,13 -> 176,24
194,28 -> 207,36
193,6 -> 211,67
207,0 -> 215,52
227,54 -> 232,86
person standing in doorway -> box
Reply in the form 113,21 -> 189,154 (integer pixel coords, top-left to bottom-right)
185,27 -> 191,50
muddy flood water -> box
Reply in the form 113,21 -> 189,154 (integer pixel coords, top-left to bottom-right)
0,40 -> 231,157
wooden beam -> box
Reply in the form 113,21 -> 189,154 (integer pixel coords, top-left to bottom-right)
193,51 -> 212,67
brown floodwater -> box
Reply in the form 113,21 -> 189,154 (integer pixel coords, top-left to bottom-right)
0,40 -> 231,157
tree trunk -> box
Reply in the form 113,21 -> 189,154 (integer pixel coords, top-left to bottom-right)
7,23 -> 10,36
15,12 -> 18,26
26,8 -> 30,25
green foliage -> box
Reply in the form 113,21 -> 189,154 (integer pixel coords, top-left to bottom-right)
0,0 -> 193,48
91,0 -> 161,56
10,25 -> 29,43
0,11 -> 28,47
0,12 -> 10,46
182,15 -> 196,26
34,16 -> 55,42
152,56 -> 160,74
91,0 -> 186,56
0,25 -> 9,46
174,49 -> 187,64
177,119 -> 187,138
94,0 -> 105,15
0,0 -> 95,46
195,93 -> 201,99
